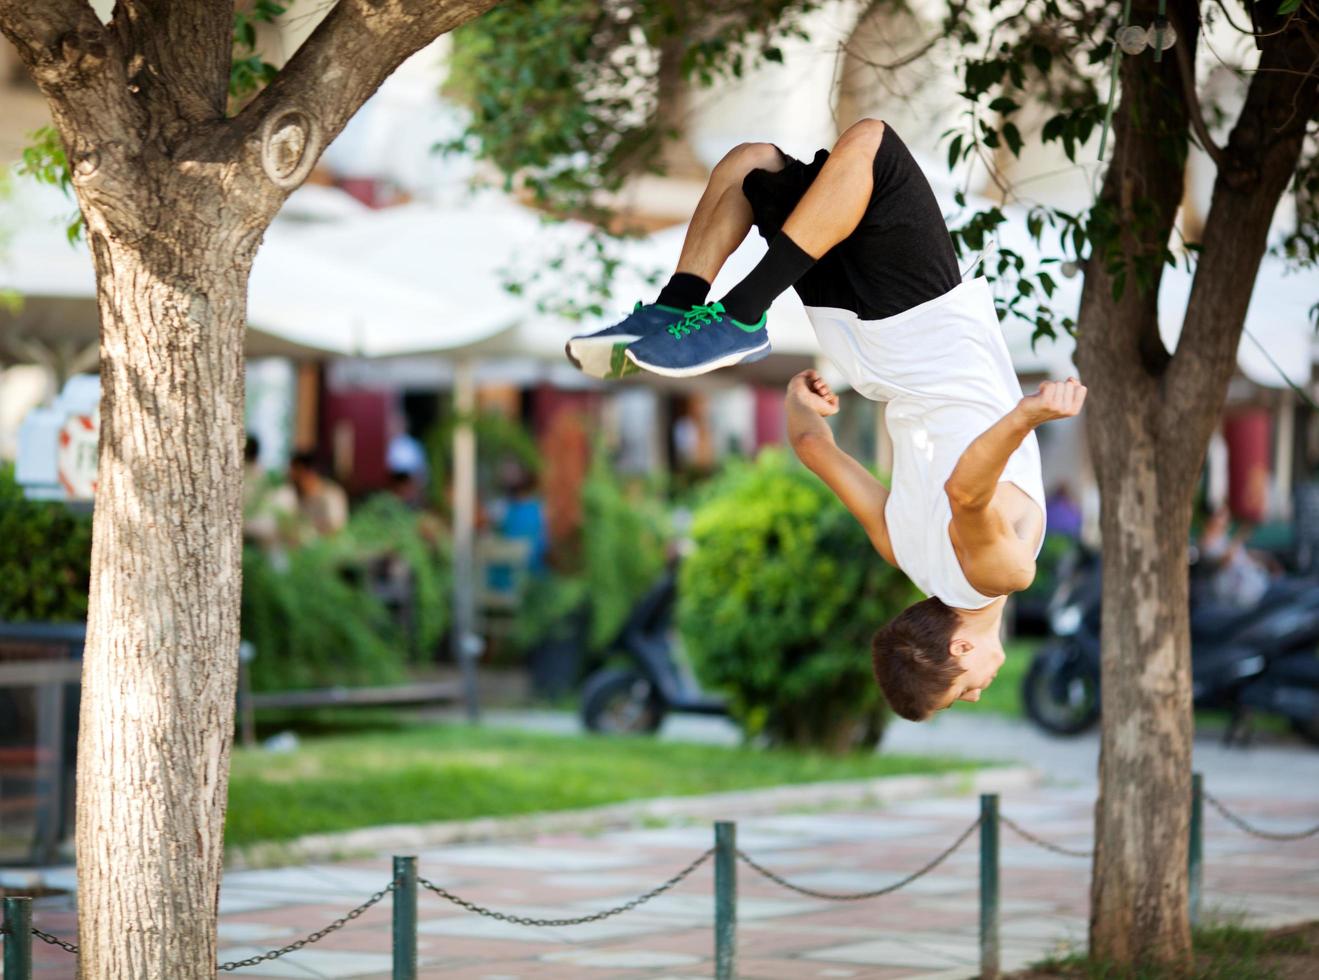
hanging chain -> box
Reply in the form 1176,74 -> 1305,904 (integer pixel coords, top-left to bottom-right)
418,848 -> 714,927
1204,791 -> 1319,842
216,878 -> 397,971
1000,814 -> 1093,858
31,925 -> 80,954
736,816 -> 982,901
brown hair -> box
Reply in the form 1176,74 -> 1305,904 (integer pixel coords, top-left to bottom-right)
871,597 -> 964,721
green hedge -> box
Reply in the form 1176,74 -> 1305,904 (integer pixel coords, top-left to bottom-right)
240,495 -> 451,691
678,450 -> 921,752
1,465 -> 447,691
0,463 -> 92,623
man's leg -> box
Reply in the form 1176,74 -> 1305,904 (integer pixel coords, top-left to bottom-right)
781,119 -> 882,258
625,119 -> 886,378
667,141 -> 786,287
568,142 -> 785,379
719,118 -> 884,324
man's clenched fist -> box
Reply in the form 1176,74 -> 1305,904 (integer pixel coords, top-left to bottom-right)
1015,377 -> 1087,427
787,369 -> 840,417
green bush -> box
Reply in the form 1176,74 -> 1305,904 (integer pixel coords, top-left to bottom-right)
580,448 -> 669,651
678,450 -> 921,752
511,447 -> 670,661
0,464 -> 92,623
241,495 -> 451,691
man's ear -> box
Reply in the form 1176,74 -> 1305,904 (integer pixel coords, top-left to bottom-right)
948,637 -> 974,659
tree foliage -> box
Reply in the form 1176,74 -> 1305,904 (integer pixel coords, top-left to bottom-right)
443,0 -> 822,314
678,450 -> 918,751
446,1 -> 1318,330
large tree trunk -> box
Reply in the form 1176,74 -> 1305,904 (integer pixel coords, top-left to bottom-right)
1075,0 -> 1196,967
76,205 -> 258,977
0,3 -> 500,976
1078,1 -> 1317,967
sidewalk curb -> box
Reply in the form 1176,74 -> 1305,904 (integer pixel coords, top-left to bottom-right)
226,765 -> 1040,870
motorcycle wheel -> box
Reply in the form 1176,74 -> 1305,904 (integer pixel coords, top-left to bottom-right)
1022,642 -> 1101,736
1291,715 -> 1319,748
580,668 -> 665,735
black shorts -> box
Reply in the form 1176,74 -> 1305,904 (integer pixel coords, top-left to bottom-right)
740,126 -> 961,320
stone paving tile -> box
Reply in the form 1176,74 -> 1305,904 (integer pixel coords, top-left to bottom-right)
220,945 -> 394,978
540,946 -> 706,968
416,844 -> 652,871
13,773 -> 1316,979
416,907 -> 677,943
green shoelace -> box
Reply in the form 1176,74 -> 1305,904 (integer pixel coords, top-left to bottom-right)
668,301 -> 725,340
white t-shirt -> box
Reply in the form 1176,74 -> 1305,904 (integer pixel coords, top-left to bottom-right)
805,277 -> 1046,609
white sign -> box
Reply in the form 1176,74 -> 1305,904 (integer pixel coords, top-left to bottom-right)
56,410 -> 99,499
16,374 -> 101,502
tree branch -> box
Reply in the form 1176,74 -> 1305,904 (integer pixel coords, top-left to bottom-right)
0,0 -> 96,55
225,0 -> 500,197
1171,5 -> 1226,169
108,1 -> 234,130
0,0 -> 141,173
1162,20 -> 1319,483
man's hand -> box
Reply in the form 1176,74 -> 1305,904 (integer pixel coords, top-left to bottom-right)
1015,377 -> 1086,428
787,369 -> 840,418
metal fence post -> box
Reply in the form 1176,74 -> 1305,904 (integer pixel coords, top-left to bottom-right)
979,794 -> 1000,980
1188,772 -> 1203,929
3,896 -> 33,980
714,821 -> 737,980
393,856 -> 417,980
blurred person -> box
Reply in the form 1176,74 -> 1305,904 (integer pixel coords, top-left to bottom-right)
387,469 -> 424,509
288,451 -> 349,537
242,435 -> 298,556
1199,505 -> 1274,609
490,460 -> 547,574
1045,482 -> 1083,540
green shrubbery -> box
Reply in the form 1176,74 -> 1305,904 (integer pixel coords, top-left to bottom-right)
0,464 -> 93,623
580,448 -> 670,650
512,446 -> 670,660
241,495 -> 451,691
678,450 -> 920,752
1,464 -> 446,691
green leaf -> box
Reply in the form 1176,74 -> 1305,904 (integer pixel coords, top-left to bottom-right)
1030,44 -> 1052,75
1278,0 -> 1301,13
1003,122 -> 1023,157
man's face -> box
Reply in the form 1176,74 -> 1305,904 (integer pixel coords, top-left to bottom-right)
936,639 -> 1005,711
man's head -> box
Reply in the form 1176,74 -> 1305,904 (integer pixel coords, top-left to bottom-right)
871,597 -> 1006,721
288,451 -> 321,496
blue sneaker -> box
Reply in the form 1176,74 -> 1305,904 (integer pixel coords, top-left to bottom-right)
624,302 -> 770,378
566,302 -> 689,380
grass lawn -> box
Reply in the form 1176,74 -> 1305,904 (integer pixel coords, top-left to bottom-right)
1017,920 -> 1316,979
226,724 -> 980,848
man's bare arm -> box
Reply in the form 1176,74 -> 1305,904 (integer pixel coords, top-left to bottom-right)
786,370 -> 896,565
946,378 -> 1087,594
946,378 -> 1087,510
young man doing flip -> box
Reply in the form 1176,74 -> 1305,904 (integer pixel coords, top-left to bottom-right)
567,119 -> 1085,720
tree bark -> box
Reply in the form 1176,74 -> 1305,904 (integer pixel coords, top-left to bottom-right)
76,210 -> 258,980
0,1 -> 499,976
1079,1 -> 1317,967
1076,0 -> 1195,967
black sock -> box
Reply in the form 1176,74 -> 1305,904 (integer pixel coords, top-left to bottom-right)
655,272 -> 710,310
719,232 -> 816,325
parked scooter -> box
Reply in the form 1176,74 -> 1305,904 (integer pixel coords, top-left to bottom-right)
1023,549 -> 1319,745
579,563 -> 727,735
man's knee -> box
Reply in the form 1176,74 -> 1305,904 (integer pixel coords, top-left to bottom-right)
713,141 -> 784,181
833,118 -> 885,157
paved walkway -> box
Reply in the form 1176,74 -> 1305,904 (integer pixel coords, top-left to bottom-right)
13,714 -> 1319,979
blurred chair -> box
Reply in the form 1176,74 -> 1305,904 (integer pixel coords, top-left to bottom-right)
474,534 -> 533,641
